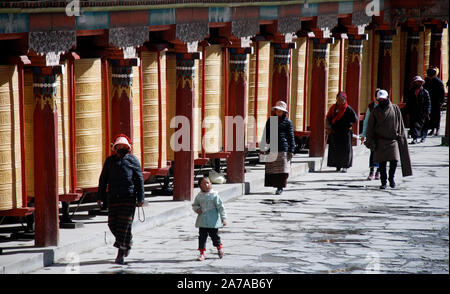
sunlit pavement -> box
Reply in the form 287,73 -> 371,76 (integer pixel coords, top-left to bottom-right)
32,132 -> 448,274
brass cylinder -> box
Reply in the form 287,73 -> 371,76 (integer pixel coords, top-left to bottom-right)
0,65 -> 22,210
74,58 -> 104,189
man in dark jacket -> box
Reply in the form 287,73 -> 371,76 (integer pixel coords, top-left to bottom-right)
424,67 -> 445,136
98,134 -> 145,264
405,76 -> 431,144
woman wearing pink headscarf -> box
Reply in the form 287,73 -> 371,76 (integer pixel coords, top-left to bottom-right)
326,92 -> 358,172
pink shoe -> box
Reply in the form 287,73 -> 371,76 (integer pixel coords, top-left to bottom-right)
367,171 -> 374,180
197,249 -> 206,261
217,245 -> 224,259
375,171 -> 380,180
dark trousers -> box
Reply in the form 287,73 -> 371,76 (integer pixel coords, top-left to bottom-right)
378,160 -> 398,184
198,228 -> 221,250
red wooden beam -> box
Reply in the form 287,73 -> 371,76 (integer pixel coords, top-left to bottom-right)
138,52 -> 145,169
157,50 -> 163,168
303,36 -> 310,131
253,41 -> 259,147
68,53 -> 80,193
201,46 -> 206,158
102,58 -> 111,159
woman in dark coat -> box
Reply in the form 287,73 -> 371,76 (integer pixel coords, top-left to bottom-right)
262,101 -> 295,195
423,67 -> 445,136
326,92 -> 358,172
405,76 -> 431,144
98,134 -> 145,264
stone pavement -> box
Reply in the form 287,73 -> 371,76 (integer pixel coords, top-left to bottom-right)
29,134 -> 449,274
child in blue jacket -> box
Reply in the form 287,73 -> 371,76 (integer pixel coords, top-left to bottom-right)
192,176 -> 227,261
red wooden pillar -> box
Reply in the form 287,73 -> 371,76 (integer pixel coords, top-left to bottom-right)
404,29 -> 421,98
226,48 -> 248,183
32,66 -> 60,247
271,44 -> 292,108
309,38 -> 332,158
376,31 -> 395,99
173,53 -> 196,201
429,25 -> 444,80
345,35 -> 365,143
110,59 -> 134,139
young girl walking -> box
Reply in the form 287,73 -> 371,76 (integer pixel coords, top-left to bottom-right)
192,176 -> 227,261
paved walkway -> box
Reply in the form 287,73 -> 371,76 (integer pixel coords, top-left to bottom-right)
29,134 -> 449,274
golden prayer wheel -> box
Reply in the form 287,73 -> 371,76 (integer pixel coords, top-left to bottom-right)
0,65 -> 22,210
132,65 -> 142,164
201,45 -> 224,153
74,58 -> 105,189
306,39 -> 314,129
290,38 -> 307,132
442,28 -> 449,94
166,53 -> 176,161
327,41 -> 340,112
193,59 -> 201,159
423,27 -> 431,76
247,41 -> 271,143
56,62 -> 71,195
141,51 -> 167,169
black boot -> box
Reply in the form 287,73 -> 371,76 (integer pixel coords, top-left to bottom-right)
115,249 -> 125,264
389,178 -> 396,188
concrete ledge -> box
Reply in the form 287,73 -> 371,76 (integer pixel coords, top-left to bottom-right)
0,161 -> 309,274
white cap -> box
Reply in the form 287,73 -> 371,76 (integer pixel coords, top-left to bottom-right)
376,89 -> 389,99
112,136 -> 131,150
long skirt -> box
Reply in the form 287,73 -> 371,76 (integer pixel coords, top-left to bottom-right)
327,130 -> 353,168
409,117 -> 427,139
264,152 -> 291,189
108,195 -> 136,250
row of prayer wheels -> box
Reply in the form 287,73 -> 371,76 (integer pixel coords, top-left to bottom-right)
0,26 -> 449,210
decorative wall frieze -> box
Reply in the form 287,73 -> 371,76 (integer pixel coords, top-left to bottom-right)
175,22 -> 209,44
277,16 -> 301,35
28,30 -> 76,65
231,19 -> 259,39
109,26 -> 149,58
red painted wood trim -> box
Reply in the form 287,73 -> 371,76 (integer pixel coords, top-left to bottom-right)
371,31 -> 376,102
102,58 -> 111,158
0,207 -> 34,217
76,29 -> 107,37
253,41 -> 259,146
223,47 -> 229,150
17,63 -> 27,207
201,46 -> 206,158
303,37 -> 310,131
157,51 -> 163,168
138,52 -> 145,169
287,48 -> 292,113
339,39 -> 343,92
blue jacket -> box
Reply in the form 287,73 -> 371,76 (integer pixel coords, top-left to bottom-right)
264,116 -> 295,153
192,190 -> 227,228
